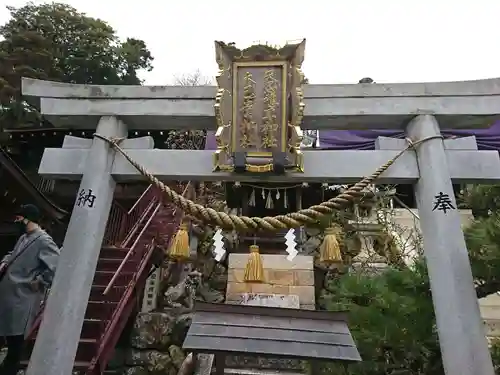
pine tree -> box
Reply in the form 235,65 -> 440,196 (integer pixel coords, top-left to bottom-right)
317,184 -> 500,374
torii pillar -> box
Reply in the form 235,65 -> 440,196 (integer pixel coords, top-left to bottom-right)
408,116 -> 493,374
23,72 -> 500,375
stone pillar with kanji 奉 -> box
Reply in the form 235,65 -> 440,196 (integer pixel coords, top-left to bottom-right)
408,115 -> 494,375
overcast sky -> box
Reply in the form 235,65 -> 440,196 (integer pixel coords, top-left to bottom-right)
1,0 -> 500,85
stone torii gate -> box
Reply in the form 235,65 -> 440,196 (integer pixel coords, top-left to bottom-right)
22,40 -> 500,375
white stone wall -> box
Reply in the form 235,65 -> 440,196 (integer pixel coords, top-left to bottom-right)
391,208 -> 474,231
391,208 -> 500,338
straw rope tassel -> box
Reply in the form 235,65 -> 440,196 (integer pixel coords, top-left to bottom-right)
244,245 -> 265,282
248,188 -> 256,207
320,226 -> 342,263
168,222 -> 190,259
265,191 -> 273,209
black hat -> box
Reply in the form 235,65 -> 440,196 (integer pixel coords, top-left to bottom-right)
16,204 -> 41,223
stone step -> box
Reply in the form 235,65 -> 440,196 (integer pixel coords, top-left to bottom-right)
99,246 -> 129,259
90,285 -> 127,303
96,257 -> 140,272
85,301 -> 118,320
93,270 -> 134,286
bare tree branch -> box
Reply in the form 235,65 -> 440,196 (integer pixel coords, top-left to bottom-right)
174,69 -> 213,86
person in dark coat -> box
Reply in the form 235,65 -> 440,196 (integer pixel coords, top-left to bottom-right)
0,204 -> 60,375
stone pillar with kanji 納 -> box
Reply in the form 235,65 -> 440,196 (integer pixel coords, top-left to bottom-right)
27,117 -> 128,375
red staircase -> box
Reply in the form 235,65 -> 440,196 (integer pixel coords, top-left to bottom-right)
22,184 -> 186,374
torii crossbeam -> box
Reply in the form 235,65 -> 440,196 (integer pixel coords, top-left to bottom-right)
23,41 -> 500,375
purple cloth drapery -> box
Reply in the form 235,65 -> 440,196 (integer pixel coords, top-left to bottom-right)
204,121 -> 500,151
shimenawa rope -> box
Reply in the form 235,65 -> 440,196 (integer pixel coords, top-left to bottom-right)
93,134 -> 441,231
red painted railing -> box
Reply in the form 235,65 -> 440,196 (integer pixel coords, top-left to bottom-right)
88,185 -> 188,374
103,182 -> 191,294
103,185 -> 157,246
26,184 -> 158,340
103,202 -> 161,295
27,181 -> 188,374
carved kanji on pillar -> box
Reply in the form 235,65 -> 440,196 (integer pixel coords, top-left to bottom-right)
213,40 -> 306,174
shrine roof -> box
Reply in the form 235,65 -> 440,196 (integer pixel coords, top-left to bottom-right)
182,302 -> 361,362
0,147 -> 67,221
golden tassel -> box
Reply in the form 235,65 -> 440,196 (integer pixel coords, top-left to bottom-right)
319,226 -> 342,263
244,245 -> 265,282
168,222 -> 190,260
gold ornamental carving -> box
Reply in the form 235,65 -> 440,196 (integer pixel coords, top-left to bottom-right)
212,39 -> 306,173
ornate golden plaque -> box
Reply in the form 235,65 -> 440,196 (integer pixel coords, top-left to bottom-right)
213,40 -> 306,173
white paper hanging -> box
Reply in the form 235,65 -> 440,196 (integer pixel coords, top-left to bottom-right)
212,229 -> 226,262
248,188 -> 256,207
285,229 -> 298,261
265,191 -> 273,209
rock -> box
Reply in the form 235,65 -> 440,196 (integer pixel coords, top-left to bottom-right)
198,284 -> 224,303
130,312 -> 176,349
126,350 -> 174,373
199,256 -> 216,278
124,367 -> 149,375
169,312 -> 192,346
168,344 -> 186,369
177,353 -> 196,375
107,348 -> 127,369
197,237 -> 212,255
305,227 -> 321,236
208,264 -> 227,291
303,236 -> 321,255
204,227 -> 215,240
225,355 -> 304,371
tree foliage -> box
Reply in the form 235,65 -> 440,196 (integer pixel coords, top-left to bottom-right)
0,2 -> 154,128
319,260 -> 500,374
164,70 -> 209,150
463,185 -> 500,298
319,262 -> 442,374
317,185 -> 500,374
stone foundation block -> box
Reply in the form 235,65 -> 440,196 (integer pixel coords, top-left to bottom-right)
289,286 -> 315,306
228,254 -> 313,270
